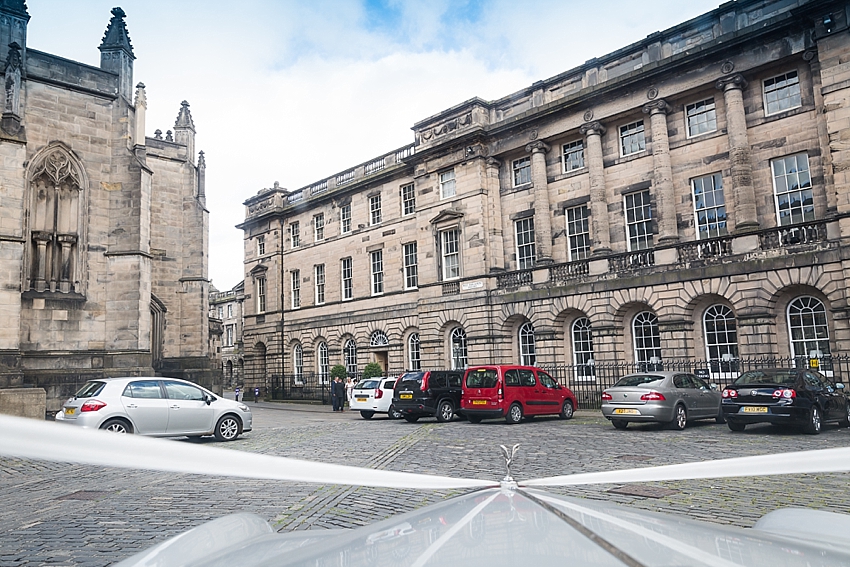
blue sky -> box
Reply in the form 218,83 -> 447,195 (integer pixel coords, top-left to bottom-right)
27,0 -> 721,290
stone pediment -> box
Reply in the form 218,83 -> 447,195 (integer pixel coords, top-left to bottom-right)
249,264 -> 268,276
430,209 -> 464,225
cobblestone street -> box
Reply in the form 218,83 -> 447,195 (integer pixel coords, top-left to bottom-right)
2,402 -> 850,566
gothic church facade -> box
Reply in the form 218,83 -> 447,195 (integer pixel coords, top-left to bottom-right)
0,3 -> 214,409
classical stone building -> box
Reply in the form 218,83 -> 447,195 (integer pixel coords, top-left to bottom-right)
240,0 -> 850,396
0,4 -> 214,408
209,281 -> 245,387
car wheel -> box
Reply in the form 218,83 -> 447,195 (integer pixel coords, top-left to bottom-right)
611,419 -> 628,430
803,405 -> 822,435
100,418 -> 132,434
670,404 -> 687,431
559,400 -> 574,420
360,411 -> 375,420
840,402 -> 850,427
214,415 -> 241,441
727,420 -> 746,432
403,415 -> 419,423
388,405 -> 402,420
436,401 -> 454,423
715,406 -> 726,424
505,403 -> 523,424
467,415 -> 482,424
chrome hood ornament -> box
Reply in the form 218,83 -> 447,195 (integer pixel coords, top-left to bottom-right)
500,444 -> 520,488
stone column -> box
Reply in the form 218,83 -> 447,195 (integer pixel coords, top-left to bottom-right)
485,157 -> 505,272
580,121 -> 611,255
716,74 -> 759,232
643,100 -> 677,243
525,141 -> 553,264
32,232 -> 51,292
57,234 -> 76,293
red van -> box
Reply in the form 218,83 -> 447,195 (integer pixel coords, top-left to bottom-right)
461,365 -> 577,424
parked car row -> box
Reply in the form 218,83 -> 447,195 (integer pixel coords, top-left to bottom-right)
601,367 -> 850,435
349,365 -> 578,425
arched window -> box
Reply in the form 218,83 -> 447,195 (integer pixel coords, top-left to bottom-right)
633,312 -> 661,367
344,339 -> 357,376
704,305 -> 738,362
293,344 -> 303,383
571,317 -> 595,379
450,327 -> 468,370
519,322 -> 536,366
408,333 -> 421,371
317,342 -> 329,383
787,296 -> 831,359
370,330 -> 389,347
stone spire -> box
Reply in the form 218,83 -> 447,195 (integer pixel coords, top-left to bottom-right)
174,101 -> 195,163
197,151 -> 206,200
0,0 -> 28,72
99,7 -> 134,102
99,7 -> 134,56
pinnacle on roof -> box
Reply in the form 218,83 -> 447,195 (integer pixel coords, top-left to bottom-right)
99,7 -> 134,58
174,101 -> 195,130
0,1 -> 29,18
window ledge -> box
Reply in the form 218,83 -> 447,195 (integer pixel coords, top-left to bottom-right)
23,290 -> 85,302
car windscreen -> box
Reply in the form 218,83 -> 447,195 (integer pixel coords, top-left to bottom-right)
613,375 -> 665,388
74,381 -> 106,398
733,370 -> 798,386
465,369 -> 498,389
355,380 -> 379,390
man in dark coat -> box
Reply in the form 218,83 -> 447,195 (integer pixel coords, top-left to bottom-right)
332,377 -> 345,411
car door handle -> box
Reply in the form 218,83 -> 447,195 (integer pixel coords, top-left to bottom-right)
126,404 -> 137,409
170,405 -> 180,409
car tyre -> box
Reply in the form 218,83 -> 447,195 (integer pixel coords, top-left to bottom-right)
611,419 -> 628,430
670,404 -> 687,431
436,401 -> 454,423
100,418 -> 132,434
803,405 -> 822,435
467,415 -> 482,424
403,415 -> 419,423
727,420 -> 746,432
505,403 -> 523,424
360,411 -> 375,420
214,414 -> 241,441
715,406 -> 726,424
559,400 -> 574,420
388,405 -> 402,420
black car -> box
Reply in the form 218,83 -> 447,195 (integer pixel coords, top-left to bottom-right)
722,368 -> 850,434
392,370 -> 464,423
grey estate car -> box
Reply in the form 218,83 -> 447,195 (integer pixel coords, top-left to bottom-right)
54,377 -> 252,441
601,371 -> 723,430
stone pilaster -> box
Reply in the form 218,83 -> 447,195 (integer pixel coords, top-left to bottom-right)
580,121 -> 611,255
643,100 -> 677,243
525,141 -> 553,264
716,74 -> 759,232
485,157 -> 505,272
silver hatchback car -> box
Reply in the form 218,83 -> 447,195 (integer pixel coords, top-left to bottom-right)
54,377 -> 252,441
601,371 -> 723,430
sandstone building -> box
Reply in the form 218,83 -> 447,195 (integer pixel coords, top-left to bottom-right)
239,0 -> 850,399
209,281 -> 245,387
0,3 -> 214,408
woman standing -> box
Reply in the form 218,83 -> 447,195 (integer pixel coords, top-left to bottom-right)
345,377 -> 354,408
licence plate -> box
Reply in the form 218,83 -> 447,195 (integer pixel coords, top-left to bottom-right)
471,400 -> 487,405
613,408 -> 640,415
356,397 -> 368,402
64,408 -> 75,416
400,394 -> 413,399
742,406 -> 768,413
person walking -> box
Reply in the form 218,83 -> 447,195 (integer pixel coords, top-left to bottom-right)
331,377 -> 343,411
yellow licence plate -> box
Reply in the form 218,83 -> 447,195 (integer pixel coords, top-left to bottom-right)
742,406 -> 768,413
471,400 -> 487,405
64,408 -> 75,416
400,394 -> 413,399
356,397 -> 368,402
613,408 -> 640,415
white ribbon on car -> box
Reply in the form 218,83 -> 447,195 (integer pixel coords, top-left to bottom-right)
3,414 -> 850,489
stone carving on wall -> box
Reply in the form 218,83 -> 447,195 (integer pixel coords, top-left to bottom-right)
2,41 -> 22,134
248,198 -> 274,215
419,112 -> 473,143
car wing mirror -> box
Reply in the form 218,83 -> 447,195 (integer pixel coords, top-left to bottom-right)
836,383 -> 845,390
709,383 -> 719,391
204,394 -> 213,405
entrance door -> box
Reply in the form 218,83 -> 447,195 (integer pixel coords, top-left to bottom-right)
374,352 -> 388,374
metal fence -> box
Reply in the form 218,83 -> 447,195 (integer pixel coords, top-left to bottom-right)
268,357 -> 850,409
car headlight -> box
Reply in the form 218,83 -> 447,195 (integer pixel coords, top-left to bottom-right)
237,404 -> 250,412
